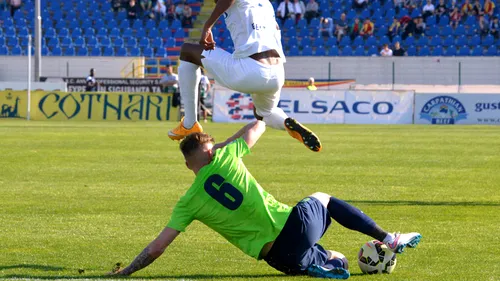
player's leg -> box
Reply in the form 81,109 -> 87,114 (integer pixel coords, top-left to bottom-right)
168,43 -> 204,140
307,248 -> 350,279
310,192 -> 422,254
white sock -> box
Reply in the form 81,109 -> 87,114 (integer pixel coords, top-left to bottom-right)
262,107 -> 287,130
178,61 -> 201,128
383,233 -> 395,244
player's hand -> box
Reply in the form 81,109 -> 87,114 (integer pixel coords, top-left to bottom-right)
107,263 -> 128,276
200,26 -> 216,50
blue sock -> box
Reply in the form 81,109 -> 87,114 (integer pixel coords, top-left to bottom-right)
327,197 -> 387,241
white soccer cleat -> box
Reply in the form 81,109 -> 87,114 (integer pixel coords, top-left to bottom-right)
385,232 -> 422,254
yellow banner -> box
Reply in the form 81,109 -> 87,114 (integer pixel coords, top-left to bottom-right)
0,91 -> 179,121
0,91 -> 27,119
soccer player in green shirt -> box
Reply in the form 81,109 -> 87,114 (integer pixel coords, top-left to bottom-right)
112,120 -> 421,279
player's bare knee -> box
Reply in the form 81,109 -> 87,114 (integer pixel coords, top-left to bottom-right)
310,192 -> 330,208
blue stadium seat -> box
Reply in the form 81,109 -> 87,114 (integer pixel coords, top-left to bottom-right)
286,27 -> 297,37
439,16 -> 449,26
99,37 -> 111,47
315,45 -> 326,55
419,46 -> 430,56
310,18 -> 320,28
445,46 -> 457,56
102,46 -> 114,56
48,37 -> 59,48
288,45 -> 299,56
60,37 -> 72,48
55,20 -> 66,30
152,37 -> 163,49
328,45 -> 339,56
174,29 -> 187,38
339,36 -> 351,47
171,20 -> 182,29
361,9 -> 370,19
443,35 -> 454,47
486,45 -> 498,56
430,35 -> 442,47
19,36 -> 31,47
143,47 -> 154,57
147,28 -> 159,38
68,19 -> 80,30
145,19 -> 156,30
342,45 -> 354,56
51,46 -> 62,56
126,38 -> 138,48
109,28 -> 121,39
456,35 -> 467,46
41,45 -> 50,56
353,36 -> 364,46
284,18 -> 295,30
159,20 -> 169,30
11,45 -> 22,56
155,48 -> 167,57
427,26 -> 439,36
84,27 -> 95,38
398,8 -> 409,17
404,36 -> 415,46
74,36 -> 85,48
117,47 -> 128,56
107,19 -> 118,30
65,47 -> 76,56
113,37 -> 124,47
346,9 -> 356,20
301,37 -> 311,47
0,45 -> 9,55
129,47 -> 141,56
77,47 -> 88,56
415,36 -> 427,47
90,47 -> 102,56
136,28 -> 147,38
81,19 -> 93,30
58,28 -> 70,38
392,35 -> 402,44
482,35 -> 494,46
353,46 -> 364,56
454,25 -> 466,36
312,37 -> 323,48
298,28 -> 309,38
466,25 -> 476,36
379,36 -> 390,46
464,16 -> 476,26
71,28 -> 83,38
302,45 -> 313,56
132,20 -> 143,30
95,19 -> 105,30
432,46 -> 444,56
410,9 -> 420,18
119,19 -> 130,30
297,19 -> 307,29
7,37 -> 19,47
470,35 -> 481,46
42,20 -> 53,29
97,28 -> 108,39
367,45 -> 378,56
441,26 -> 453,36
139,38 -> 150,48
471,46 -> 483,56
0,37 -> 4,46
457,46 -> 470,56
407,45 -> 417,56
166,37 -> 176,48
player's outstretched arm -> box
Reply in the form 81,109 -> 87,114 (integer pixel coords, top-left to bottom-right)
112,227 -> 180,276
214,120 -> 266,150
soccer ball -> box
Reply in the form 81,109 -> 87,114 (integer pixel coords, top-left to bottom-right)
357,240 -> 397,274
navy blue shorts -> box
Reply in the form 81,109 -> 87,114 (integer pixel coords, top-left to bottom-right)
264,197 -> 332,275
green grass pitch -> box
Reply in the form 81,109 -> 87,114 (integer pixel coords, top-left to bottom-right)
1,121 -> 499,281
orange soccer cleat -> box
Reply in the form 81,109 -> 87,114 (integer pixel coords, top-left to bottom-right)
168,118 -> 203,141
284,118 -> 322,152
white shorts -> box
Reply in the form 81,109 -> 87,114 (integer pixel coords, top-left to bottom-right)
201,48 -> 285,117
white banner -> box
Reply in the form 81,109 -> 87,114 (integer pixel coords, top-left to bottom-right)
415,94 -> 500,125
213,89 -> 414,124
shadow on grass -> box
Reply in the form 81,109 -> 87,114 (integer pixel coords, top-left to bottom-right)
346,200 -> 500,207
0,264 -> 65,271
1,273 -> 286,280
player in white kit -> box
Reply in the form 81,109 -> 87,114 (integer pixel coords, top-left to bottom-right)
167,0 -> 322,152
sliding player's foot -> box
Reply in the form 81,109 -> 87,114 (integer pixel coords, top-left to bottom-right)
385,232 -> 422,253
307,264 -> 350,279
284,118 -> 322,152
168,117 -> 203,141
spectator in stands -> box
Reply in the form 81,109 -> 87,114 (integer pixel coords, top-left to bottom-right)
182,3 -> 193,27
198,69 -> 211,123
472,0 -> 482,16
0,0 -> 7,11
141,0 -> 154,18
483,0 -> 495,17
392,41 -> 407,56
86,68 -> 98,92
360,18 -> 374,38
8,0 -> 21,17
153,0 -> 167,19
435,0 -> 448,22
166,0 -> 176,22
422,0 -> 435,20
318,17 -> 334,37
450,7 -> 462,28
353,0 -> 368,11
479,14 -> 490,36
380,44 -> 393,56
160,65 -> 179,94
394,0 -> 404,14
449,0 -> 457,11
111,0 -> 124,12
293,0 -> 306,23
491,17 -> 499,39
277,0 -> 295,25
126,0 -> 141,20
387,17 -> 401,41
404,0 -> 420,14
304,0 -> 319,24
306,77 -> 317,91
175,0 -> 185,20
460,0 -> 473,17
335,13 -> 348,42
415,16 -> 426,35
401,16 -> 416,39
349,17 -> 363,40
